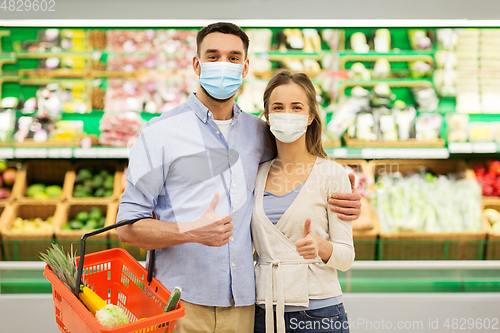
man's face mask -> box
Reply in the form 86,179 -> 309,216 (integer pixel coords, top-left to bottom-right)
199,61 -> 243,100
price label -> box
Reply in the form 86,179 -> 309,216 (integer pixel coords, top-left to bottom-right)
47,148 -> 73,158
361,148 -> 449,159
473,142 -> 497,153
15,148 -> 48,158
0,148 -> 14,159
331,148 -> 348,159
448,142 -> 473,153
74,148 -> 99,158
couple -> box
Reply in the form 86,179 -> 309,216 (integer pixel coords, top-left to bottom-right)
117,22 -> 357,333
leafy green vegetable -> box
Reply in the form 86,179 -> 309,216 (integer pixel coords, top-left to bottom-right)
95,304 -> 129,329
372,172 -> 482,233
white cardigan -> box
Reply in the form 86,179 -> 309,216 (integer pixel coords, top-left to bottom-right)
251,158 -> 355,333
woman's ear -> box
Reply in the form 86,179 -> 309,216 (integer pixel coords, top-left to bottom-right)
264,112 -> 270,126
307,113 -> 315,126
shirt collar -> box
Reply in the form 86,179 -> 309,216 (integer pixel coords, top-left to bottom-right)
187,93 -> 242,124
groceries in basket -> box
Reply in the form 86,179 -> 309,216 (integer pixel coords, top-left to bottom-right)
40,243 -> 129,329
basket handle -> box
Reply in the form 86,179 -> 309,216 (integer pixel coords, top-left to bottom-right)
74,217 -> 155,299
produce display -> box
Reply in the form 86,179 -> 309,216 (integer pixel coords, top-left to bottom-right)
0,161 -> 17,199
99,112 -> 144,147
372,171 -> 483,233
326,84 -> 443,143
472,160 -> 500,197
40,243 -> 129,329
25,183 -> 63,199
61,207 -> 106,231
1,26 -> 500,150
104,74 -> 197,113
73,167 -> 115,198
11,217 -> 53,233
484,208 -> 500,232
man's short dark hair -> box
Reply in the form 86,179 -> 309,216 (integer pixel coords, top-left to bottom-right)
196,22 -> 250,57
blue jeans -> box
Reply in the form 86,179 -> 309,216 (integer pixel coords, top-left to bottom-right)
254,303 -> 349,333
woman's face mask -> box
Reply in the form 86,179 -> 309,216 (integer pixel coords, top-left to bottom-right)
269,113 -> 309,143
199,62 -> 243,100
267,83 -> 312,143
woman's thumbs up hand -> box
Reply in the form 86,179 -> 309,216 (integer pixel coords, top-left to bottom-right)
295,218 -> 321,260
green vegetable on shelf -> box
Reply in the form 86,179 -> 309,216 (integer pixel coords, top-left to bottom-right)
46,185 -> 63,198
372,172 -> 482,233
89,207 -> 102,220
26,183 -> 46,197
76,211 -> 89,222
73,167 -> 115,198
65,207 -> 106,231
69,219 -> 84,230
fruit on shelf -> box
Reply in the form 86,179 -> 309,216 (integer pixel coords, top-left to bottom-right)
485,209 -> 500,232
12,217 -> 53,233
0,161 -> 7,173
0,188 -> 11,199
2,168 -> 17,186
473,161 -> 500,197
73,167 -> 115,198
26,183 -> 63,199
62,207 -> 106,231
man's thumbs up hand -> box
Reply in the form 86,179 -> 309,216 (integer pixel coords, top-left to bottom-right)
295,218 -> 320,260
180,191 -> 233,247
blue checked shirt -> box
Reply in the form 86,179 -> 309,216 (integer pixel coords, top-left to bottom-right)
117,93 -> 272,307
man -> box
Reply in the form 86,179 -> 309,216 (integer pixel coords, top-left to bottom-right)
116,22 -> 361,333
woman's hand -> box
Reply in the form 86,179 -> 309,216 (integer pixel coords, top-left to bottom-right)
295,219 -> 332,262
329,173 -> 362,221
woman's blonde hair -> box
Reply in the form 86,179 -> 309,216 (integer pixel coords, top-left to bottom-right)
262,71 -> 327,159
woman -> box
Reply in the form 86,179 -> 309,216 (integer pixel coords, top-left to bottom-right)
252,71 -> 354,333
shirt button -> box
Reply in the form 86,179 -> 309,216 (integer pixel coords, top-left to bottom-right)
217,131 -> 220,134
232,183 -> 236,187
208,112 -> 212,117
231,237 -> 234,242
232,209 -> 235,214
231,263 -> 235,267
203,117 -> 206,122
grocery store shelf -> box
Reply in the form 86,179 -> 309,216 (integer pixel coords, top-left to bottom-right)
2,261 -> 500,295
338,50 -> 435,57
0,146 -> 464,159
0,147 -> 129,159
448,142 -> 499,154
2,144 -> 500,159
325,147 -> 450,159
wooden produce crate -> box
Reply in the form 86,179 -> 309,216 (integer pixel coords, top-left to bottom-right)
334,159 -> 378,260
482,203 -> 500,260
13,160 -> 71,203
65,160 -> 123,203
0,202 -> 9,260
55,201 -> 118,255
369,159 -> 487,260
1,202 -> 63,261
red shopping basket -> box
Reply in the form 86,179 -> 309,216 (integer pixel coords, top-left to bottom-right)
43,218 -> 185,333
